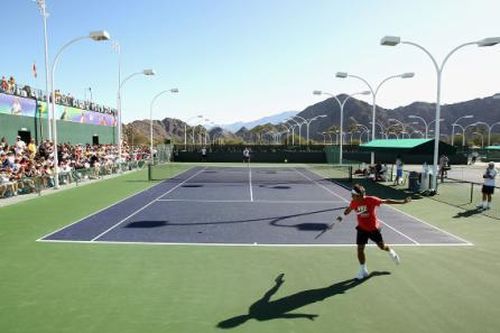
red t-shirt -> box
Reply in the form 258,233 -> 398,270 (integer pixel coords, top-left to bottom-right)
349,196 -> 383,231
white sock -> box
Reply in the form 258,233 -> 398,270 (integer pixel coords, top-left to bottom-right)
360,264 -> 367,270
483,201 -> 487,208
389,248 -> 396,256
487,202 -> 491,208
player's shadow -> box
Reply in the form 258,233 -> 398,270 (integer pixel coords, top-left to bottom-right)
125,221 -> 167,228
452,208 -> 484,219
217,271 -> 391,329
270,206 -> 344,231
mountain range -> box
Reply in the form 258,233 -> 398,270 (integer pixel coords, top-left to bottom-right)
221,111 -> 298,132
123,95 -> 500,146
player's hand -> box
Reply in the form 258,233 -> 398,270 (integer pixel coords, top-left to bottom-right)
336,216 -> 343,222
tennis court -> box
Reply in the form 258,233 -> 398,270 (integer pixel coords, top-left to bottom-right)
39,166 -> 470,246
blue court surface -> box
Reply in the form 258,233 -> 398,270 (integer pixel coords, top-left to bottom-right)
39,166 -> 471,246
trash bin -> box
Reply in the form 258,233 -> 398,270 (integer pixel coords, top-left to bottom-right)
408,171 -> 420,192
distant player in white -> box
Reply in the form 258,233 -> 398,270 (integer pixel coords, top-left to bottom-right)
243,147 -> 250,163
477,162 -> 497,210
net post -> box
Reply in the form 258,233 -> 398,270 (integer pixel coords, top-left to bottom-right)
348,166 -> 353,182
470,182 -> 474,204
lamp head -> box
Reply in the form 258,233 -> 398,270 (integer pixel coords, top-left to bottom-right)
477,37 -> 500,47
335,72 -> 348,78
408,115 -> 417,118
464,115 -> 474,119
170,88 -> 179,93
360,90 -> 371,95
143,69 -> 156,76
312,90 -> 322,95
89,30 -> 111,41
381,36 -> 401,46
401,72 -> 415,78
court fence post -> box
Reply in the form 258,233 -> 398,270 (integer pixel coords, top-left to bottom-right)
470,183 -> 474,204
148,163 -> 152,181
349,166 -> 353,182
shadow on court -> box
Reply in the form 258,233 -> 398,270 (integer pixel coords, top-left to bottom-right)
123,207 -> 346,230
217,271 -> 391,329
452,208 -> 485,219
125,221 -> 168,228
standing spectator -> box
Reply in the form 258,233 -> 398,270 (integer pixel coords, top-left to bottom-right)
477,162 -> 498,210
438,154 -> 449,183
243,147 -> 251,163
394,155 -> 403,185
8,76 -> 16,93
14,136 -> 26,154
27,138 -> 37,159
1,76 -> 8,92
471,151 -> 479,165
201,147 -> 207,162
0,137 -> 8,152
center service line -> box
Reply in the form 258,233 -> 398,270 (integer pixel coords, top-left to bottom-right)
249,165 -> 254,202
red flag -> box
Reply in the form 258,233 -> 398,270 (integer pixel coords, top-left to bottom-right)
32,62 -> 37,78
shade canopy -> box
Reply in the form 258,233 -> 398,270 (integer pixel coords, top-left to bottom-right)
360,139 -> 456,155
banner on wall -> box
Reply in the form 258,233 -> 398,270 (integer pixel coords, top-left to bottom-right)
56,105 -> 116,126
0,93 -> 116,127
0,93 -> 37,117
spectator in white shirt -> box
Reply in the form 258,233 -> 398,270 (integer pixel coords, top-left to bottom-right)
477,162 -> 497,210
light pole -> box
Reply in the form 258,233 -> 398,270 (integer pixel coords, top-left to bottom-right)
293,115 -> 308,145
280,123 -> 292,146
304,115 -> 327,145
455,122 -> 480,146
318,132 -> 327,145
34,0 -> 51,140
117,67 -> 156,163
381,35 -> 500,191
451,115 -> 473,145
149,88 -> 179,164
369,121 -> 387,139
336,71 -> 414,164
388,118 -> 408,138
472,132 -> 484,148
313,90 -> 370,163
287,118 -> 302,146
471,121 -> 500,146
408,115 -> 429,138
50,30 -> 111,189
184,115 -> 203,150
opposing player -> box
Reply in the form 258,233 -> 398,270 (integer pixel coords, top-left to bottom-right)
337,184 -> 410,280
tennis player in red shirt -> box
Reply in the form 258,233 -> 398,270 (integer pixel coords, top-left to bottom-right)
338,184 -> 410,280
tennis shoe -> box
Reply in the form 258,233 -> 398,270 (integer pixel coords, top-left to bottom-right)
389,249 -> 400,265
355,267 -> 369,280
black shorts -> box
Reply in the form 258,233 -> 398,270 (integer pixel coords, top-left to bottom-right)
356,227 -> 384,245
482,185 -> 495,195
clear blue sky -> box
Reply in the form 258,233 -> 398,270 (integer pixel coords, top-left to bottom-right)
2,0 -> 500,124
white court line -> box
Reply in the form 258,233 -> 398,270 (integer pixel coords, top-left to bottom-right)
37,238 -> 473,247
156,198 -> 345,204
249,165 -> 254,202
37,166 -> 195,241
89,168 -> 207,242
293,168 -> 420,245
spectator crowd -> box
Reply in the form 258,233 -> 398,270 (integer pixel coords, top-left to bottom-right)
0,136 -> 151,198
1,74 -> 116,116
